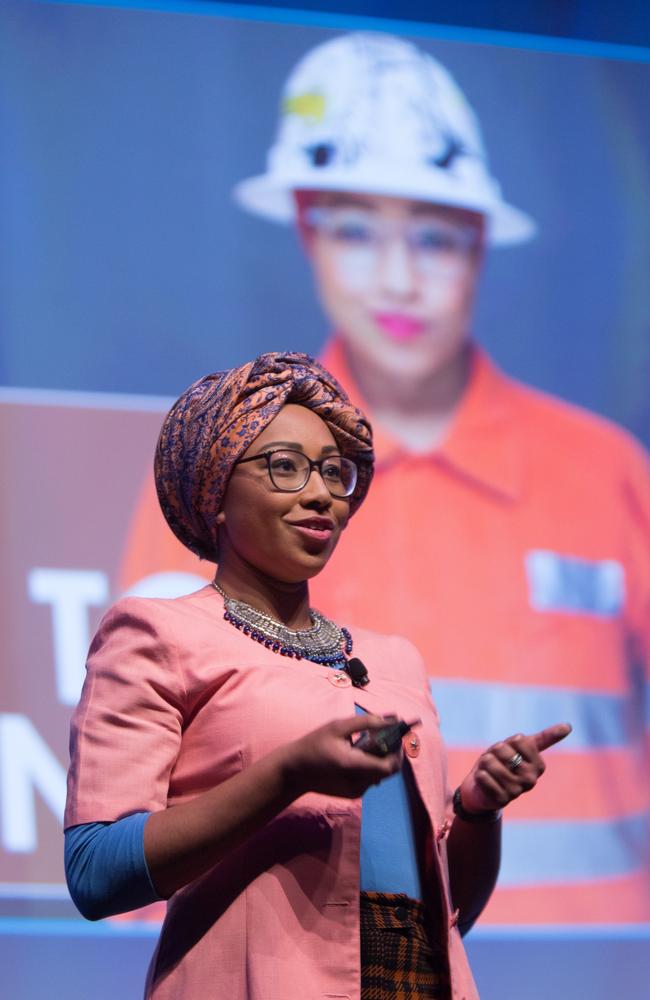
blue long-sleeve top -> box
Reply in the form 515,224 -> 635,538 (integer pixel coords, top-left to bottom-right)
65,811 -> 161,920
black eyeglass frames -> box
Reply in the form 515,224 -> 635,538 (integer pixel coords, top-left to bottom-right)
235,448 -> 358,498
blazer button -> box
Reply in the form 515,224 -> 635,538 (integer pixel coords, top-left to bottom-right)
328,671 -> 351,688
437,819 -> 451,841
404,731 -> 420,758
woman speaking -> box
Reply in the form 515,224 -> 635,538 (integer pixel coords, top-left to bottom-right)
65,352 -> 570,999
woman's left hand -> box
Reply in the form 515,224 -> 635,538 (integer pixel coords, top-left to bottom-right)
458,722 -> 572,814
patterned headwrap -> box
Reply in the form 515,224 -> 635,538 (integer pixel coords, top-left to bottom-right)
154,351 -> 374,561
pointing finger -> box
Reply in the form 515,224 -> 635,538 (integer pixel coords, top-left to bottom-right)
533,722 -> 572,753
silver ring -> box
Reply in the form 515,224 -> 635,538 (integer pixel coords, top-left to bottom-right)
507,752 -> 524,772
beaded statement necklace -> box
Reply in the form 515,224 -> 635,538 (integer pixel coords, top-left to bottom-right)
212,581 -> 353,670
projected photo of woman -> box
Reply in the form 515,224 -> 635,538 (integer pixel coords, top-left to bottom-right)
120,33 -> 650,924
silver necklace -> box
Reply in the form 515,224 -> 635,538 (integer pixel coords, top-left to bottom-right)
212,581 -> 353,667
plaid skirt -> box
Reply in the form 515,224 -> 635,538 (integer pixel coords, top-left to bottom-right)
360,892 -> 451,1000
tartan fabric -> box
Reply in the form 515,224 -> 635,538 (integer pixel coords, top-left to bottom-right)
360,892 -> 451,1000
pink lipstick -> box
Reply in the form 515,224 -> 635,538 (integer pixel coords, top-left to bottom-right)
373,313 -> 426,341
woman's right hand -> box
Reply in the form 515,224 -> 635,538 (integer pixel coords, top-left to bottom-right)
144,715 -> 402,899
284,715 -> 402,799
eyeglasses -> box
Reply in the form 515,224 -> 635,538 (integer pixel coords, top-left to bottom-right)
304,206 -> 481,276
235,449 -> 358,498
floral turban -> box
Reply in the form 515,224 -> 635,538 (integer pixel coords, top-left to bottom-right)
154,351 -> 375,561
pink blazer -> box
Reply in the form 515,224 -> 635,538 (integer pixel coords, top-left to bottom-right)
65,585 -> 480,1000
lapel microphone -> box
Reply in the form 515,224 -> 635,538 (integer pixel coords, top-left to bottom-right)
346,657 -> 370,687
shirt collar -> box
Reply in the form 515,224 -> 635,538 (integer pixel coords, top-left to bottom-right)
320,337 -> 524,502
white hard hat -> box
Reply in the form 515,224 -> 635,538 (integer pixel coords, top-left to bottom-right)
234,32 -> 536,245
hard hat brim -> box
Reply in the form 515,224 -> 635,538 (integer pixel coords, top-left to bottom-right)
233,170 -> 537,246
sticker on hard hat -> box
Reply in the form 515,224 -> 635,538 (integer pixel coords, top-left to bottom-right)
283,92 -> 326,123
307,144 -> 335,167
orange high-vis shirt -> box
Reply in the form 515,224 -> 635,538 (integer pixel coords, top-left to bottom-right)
119,341 -> 650,924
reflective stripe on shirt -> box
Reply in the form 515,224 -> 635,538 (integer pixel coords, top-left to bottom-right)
525,551 -> 626,616
499,811 -> 650,887
429,679 -> 644,750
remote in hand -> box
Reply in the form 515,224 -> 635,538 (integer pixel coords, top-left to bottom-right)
353,718 -> 421,757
